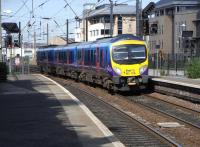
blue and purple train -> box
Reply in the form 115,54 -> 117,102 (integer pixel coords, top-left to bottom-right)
37,34 -> 149,91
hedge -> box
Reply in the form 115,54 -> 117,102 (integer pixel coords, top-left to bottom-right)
0,62 -> 8,81
186,58 -> 200,79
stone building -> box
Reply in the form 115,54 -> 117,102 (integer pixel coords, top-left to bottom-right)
75,3 -> 136,42
148,0 -> 200,57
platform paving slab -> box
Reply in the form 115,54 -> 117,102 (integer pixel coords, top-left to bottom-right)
0,74 -> 122,147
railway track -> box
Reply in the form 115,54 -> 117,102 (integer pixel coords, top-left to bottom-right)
126,94 -> 200,129
49,75 -> 181,147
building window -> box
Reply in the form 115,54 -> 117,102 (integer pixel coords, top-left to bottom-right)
93,30 -> 95,36
155,11 -> 159,17
160,10 -> 164,16
101,29 -> 110,35
118,16 -> 122,34
177,6 -> 180,12
96,30 -> 99,36
104,16 -> 110,23
150,23 -> 158,34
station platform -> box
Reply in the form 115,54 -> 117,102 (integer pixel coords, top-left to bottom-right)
151,76 -> 200,89
0,74 -> 124,147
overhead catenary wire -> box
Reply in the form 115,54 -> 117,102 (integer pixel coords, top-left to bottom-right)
3,0 -> 137,43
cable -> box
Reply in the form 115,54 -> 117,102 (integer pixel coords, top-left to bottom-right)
5,0 -> 29,19
17,0 -> 52,19
63,0 -> 80,20
50,4 -> 68,18
53,19 -> 65,34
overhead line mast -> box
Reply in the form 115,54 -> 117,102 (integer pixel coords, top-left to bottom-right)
136,0 -> 142,37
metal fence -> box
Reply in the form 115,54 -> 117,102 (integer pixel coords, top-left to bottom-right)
7,58 -> 40,74
149,53 -> 200,77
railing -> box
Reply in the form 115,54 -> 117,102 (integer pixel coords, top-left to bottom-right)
149,53 -> 200,77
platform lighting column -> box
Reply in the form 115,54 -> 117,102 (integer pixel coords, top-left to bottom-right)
66,19 -> 68,44
47,23 -> 49,45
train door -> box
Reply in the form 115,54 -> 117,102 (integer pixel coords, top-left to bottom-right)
100,48 -> 104,68
74,47 -> 77,65
67,50 -> 69,64
65,49 -> 67,64
81,48 -> 84,66
96,46 -> 100,70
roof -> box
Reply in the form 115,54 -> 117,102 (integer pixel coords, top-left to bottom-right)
87,4 -> 136,18
38,34 -> 144,50
93,34 -> 143,44
156,0 -> 200,8
1,23 -> 19,33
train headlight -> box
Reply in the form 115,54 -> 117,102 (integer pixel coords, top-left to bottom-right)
139,65 -> 148,74
113,67 -> 121,75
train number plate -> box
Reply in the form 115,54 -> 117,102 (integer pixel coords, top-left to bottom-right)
125,69 -> 135,75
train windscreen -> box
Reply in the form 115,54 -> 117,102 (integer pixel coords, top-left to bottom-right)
112,44 -> 146,64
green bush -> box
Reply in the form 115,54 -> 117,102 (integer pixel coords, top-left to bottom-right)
0,62 -> 8,81
186,58 -> 200,79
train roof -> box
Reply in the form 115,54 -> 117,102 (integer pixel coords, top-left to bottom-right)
37,34 -> 144,51
94,34 -> 143,44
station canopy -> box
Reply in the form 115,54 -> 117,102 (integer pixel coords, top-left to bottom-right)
1,23 -> 19,33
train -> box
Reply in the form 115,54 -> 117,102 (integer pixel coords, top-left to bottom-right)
36,34 -> 149,91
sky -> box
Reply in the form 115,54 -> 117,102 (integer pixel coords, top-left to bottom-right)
2,0 -> 159,43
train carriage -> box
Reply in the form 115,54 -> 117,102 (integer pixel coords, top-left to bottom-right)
37,34 -> 149,91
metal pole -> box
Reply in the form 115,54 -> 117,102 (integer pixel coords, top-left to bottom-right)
156,49 -> 159,76
86,17 -> 88,41
47,23 -> 48,45
10,39 -> 12,74
66,19 -> 68,44
34,30 -> 36,62
136,0 -> 142,37
0,0 -> 2,62
109,0 -> 113,37
32,0 -> 34,18
19,22 -> 23,74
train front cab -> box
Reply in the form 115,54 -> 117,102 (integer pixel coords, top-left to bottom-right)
110,40 -> 149,91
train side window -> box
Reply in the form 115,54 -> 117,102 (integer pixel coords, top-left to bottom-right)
70,51 -> 73,64
77,49 -> 81,65
81,48 -> 84,65
69,51 -> 71,64
84,49 -> 89,65
58,51 -> 60,61
67,50 -> 69,64
84,50 -> 87,65
64,51 -> 67,61
88,49 -> 91,66
62,51 -> 64,62
96,47 -> 99,63
90,49 -> 93,66
100,49 -> 104,67
94,50 -> 96,66
104,49 -> 107,66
